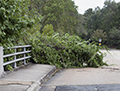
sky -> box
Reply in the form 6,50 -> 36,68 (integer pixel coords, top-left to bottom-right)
73,0 -> 120,14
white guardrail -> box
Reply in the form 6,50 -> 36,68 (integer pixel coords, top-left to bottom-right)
0,45 -> 31,77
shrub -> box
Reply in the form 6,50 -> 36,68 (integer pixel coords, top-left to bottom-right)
30,32 -> 107,68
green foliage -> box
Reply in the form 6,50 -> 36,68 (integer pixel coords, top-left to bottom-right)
30,32 -> 107,68
108,28 -> 120,49
42,24 -> 54,36
0,0 -> 40,71
112,3 -> 120,29
0,0 -> 108,70
0,0 -> 35,40
84,0 -> 118,33
83,0 -> 120,48
92,29 -> 107,43
38,0 -> 86,35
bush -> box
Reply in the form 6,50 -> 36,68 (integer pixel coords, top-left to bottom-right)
30,32 -> 107,68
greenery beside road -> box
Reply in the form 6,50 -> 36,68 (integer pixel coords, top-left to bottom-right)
30,29 -> 107,68
1,0 -> 117,70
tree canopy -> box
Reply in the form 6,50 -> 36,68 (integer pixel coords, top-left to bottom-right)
83,0 -> 120,48
0,0 -> 35,40
35,0 -> 86,35
1,0 -> 120,48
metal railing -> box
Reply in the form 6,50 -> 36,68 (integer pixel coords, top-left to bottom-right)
0,45 -> 31,77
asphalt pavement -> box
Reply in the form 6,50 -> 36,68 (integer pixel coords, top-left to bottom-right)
55,84 -> 120,91
39,49 -> 120,91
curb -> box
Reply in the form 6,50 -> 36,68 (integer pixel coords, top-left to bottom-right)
40,66 -> 57,84
26,66 -> 56,91
26,82 -> 41,91
101,66 -> 120,70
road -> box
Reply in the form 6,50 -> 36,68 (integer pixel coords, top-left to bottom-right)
55,84 -> 120,91
39,49 -> 120,91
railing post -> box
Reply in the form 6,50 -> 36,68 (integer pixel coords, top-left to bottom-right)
0,46 -> 4,77
24,47 -> 27,65
14,48 -> 17,68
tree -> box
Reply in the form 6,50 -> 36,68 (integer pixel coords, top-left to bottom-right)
92,29 -> 107,43
84,8 -> 94,17
108,28 -> 120,48
76,14 -> 87,36
39,0 -> 85,35
100,0 -> 118,32
112,3 -> 120,29
0,0 -> 35,40
83,0 -> 120,47
27,0 -> 87,36
40,0 -> 65,31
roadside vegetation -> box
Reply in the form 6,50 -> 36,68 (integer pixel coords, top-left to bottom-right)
30,29 -> 107,68
1,0 -> 119,70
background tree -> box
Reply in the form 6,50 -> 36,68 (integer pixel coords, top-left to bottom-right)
83,0 -> 120,48
112,2 -> 120,29
39,0 -> 86,36
108,28 -> 120,48
92,29 -> 107,44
